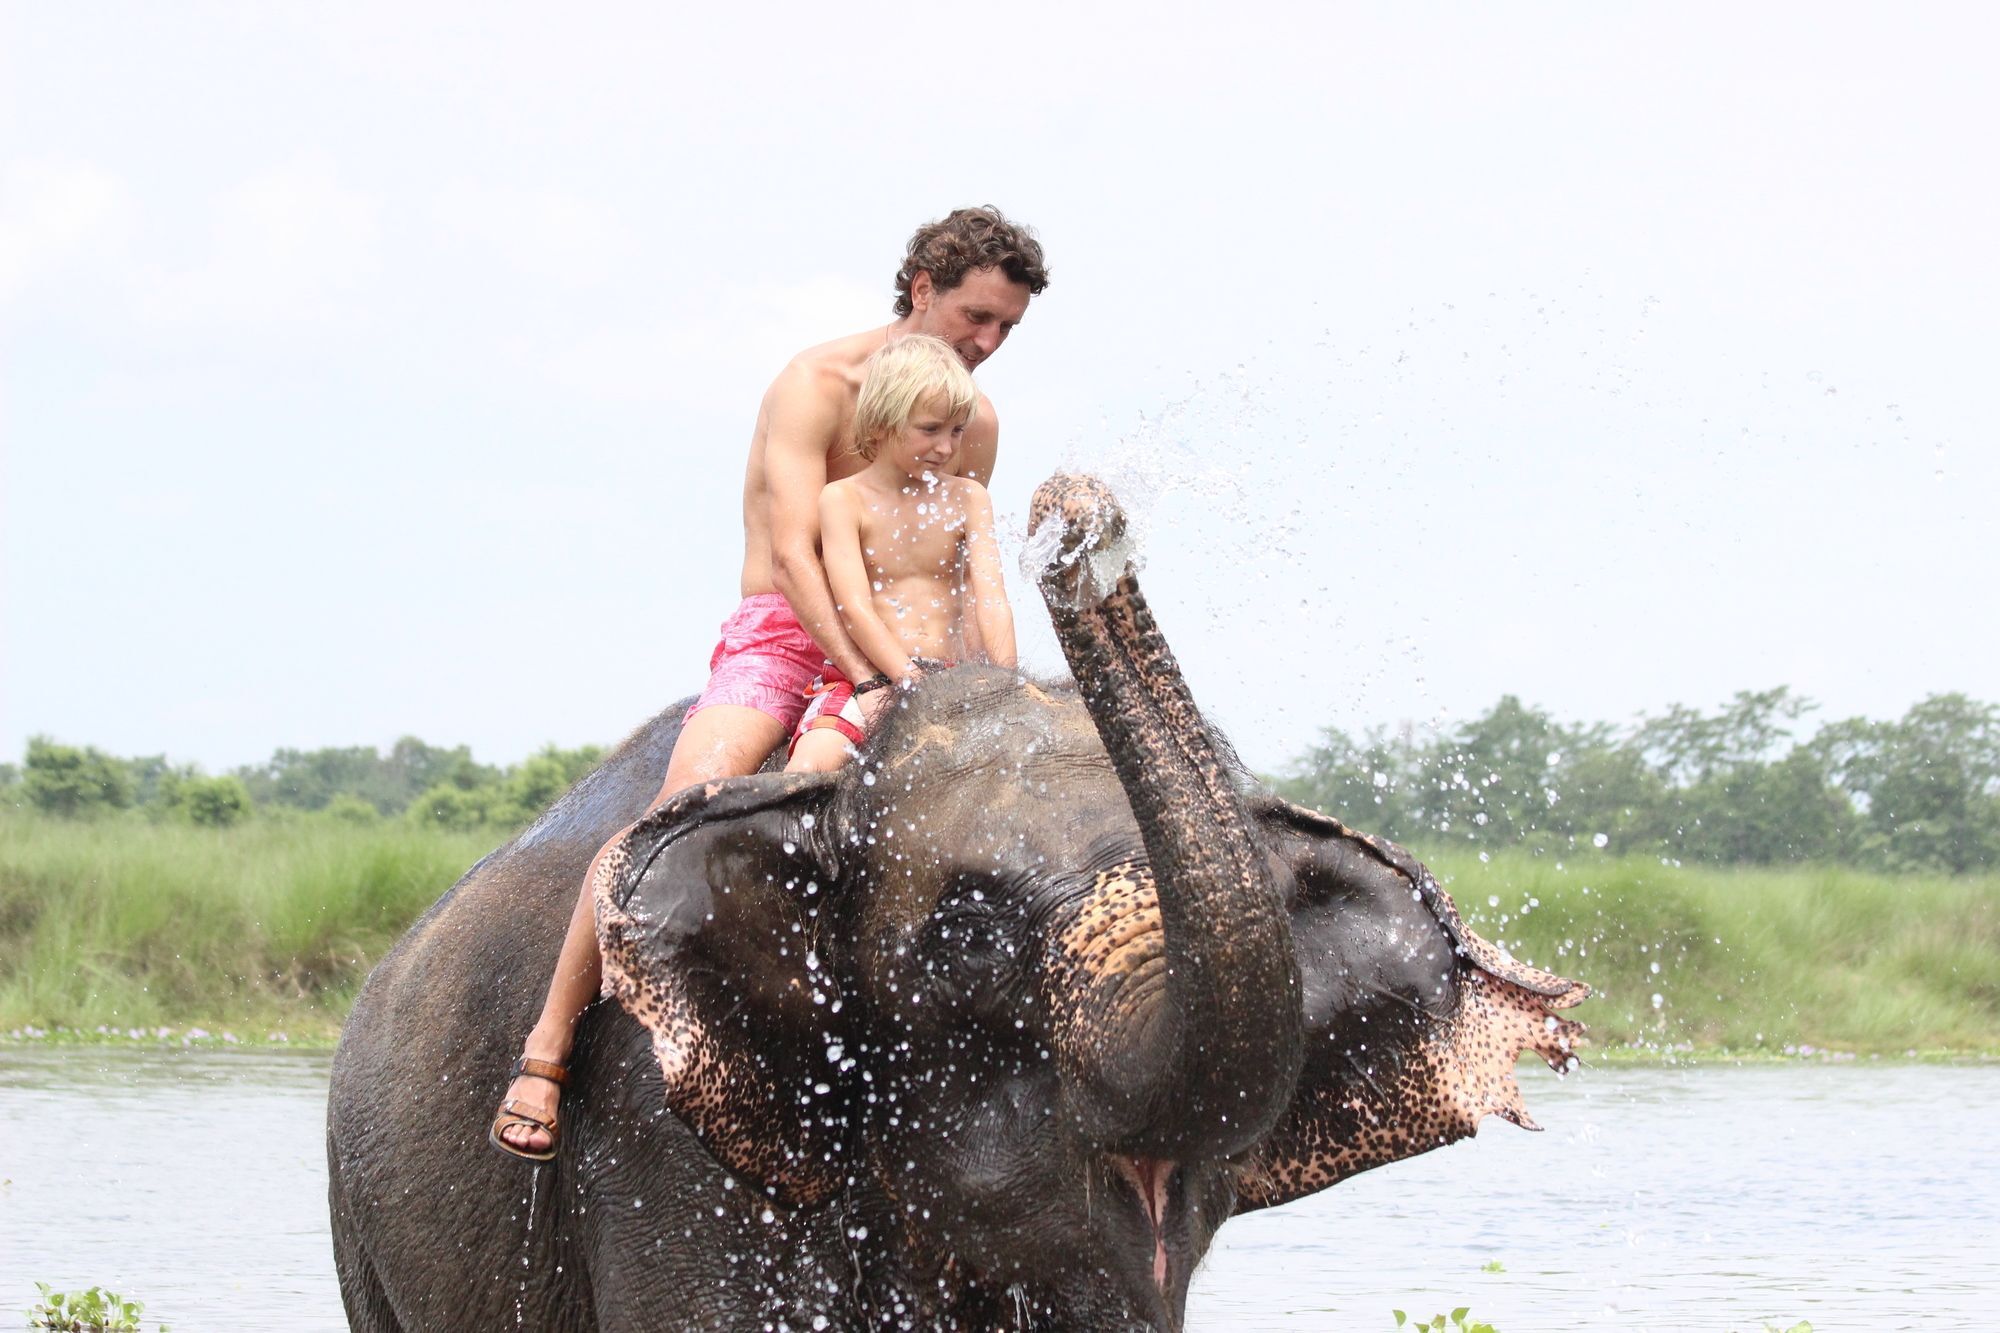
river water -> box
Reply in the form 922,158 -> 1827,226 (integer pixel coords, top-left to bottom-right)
1,1048 -> 1993,1331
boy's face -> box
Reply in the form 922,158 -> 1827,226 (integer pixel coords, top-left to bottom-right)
879,397 -> 970,478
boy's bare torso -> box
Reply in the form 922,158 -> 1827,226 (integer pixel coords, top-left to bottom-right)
833,473 -> 984,664
737,329 -> 995,598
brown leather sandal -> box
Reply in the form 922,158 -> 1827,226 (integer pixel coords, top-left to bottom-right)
488,1056 -> 568,1162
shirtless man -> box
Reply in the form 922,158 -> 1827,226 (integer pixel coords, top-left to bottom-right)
490,206 -> 1049,1160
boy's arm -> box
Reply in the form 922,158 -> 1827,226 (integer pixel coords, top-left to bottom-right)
959,482 -> 1017,669
765,366 -> 876,684
819,485 -> 918,684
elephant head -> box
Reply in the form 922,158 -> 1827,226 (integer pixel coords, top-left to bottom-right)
593,474 -> 1587,1330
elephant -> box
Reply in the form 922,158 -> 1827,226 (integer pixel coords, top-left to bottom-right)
327,473 -> 1587,1332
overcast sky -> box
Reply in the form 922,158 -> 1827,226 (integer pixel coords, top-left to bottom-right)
4,2 -> 1995,777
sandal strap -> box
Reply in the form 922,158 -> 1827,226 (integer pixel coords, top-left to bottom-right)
494,1099 -> 559,1133
509,1056 -> 568,1086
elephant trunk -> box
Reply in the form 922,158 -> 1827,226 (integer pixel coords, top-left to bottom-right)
1030,474 -> 1303,1160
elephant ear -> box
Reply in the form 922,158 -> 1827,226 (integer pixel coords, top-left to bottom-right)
595,771 -> 851,1208
1232,796 -> 1589,1213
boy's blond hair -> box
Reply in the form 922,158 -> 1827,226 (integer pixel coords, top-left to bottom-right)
852,335 -> 978,460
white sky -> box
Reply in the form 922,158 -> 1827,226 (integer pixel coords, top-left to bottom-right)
4,2 -> 1995,777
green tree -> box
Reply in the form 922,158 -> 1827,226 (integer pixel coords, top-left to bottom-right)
1425,695 -> 1574,848
406,782 -> 497,831
235,737 -> 494,814
493,752 -> 573,827
1542,733 -> 1670,853
1279,687 -> 1996,871
323,792 -> 382,823
1815,693 -> 2000,872
1635,686 -> 1817,786
124,754 -> 185,808
405,743 -> 605,832
1667,748 -> 1851,864
384,736 -> 495,801
22,737 -> 134,817
1277,723 -> 1425,839
234,744 -> 388,811
160,772 -> 254,827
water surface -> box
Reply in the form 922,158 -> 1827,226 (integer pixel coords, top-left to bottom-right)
2,1049 -> 1993,1330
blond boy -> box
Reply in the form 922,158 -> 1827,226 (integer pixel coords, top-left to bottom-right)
786,335 -> 1017,772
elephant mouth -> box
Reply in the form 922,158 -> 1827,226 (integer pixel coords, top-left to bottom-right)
1112,1154 -> 1178,1293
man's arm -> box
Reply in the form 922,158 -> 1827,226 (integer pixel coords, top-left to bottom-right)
763,366 -> 876,683
819,486 -> 917,684
957,392 -> 1000,486
959,482 -> 1017,669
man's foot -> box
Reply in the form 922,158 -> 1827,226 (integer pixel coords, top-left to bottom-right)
489,1056 -> 568,1162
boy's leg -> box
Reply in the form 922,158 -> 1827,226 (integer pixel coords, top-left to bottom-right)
495,704 -> 787,1156
783,680 -> 868,778
785,728 -> 853,774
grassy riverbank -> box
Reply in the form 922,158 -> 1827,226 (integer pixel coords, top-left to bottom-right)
2,813 -> 1995,1055
0,813 -> 493,1043
1430,851 -> 2000,1058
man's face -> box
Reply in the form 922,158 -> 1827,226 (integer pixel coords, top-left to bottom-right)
909,266 -> 1033,370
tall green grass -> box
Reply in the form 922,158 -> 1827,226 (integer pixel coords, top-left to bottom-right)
0,812 -> 493,1040
3,812 -> 1995,1054
1427,849 -> 2000,1055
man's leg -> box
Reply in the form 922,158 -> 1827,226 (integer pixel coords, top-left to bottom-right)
494,705 -> 786,1156
652,703 -> 790,803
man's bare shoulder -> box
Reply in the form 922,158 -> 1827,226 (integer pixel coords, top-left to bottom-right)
971,389 -> 1001,435
958,389 -> 1001,485
768,327 -> 892,404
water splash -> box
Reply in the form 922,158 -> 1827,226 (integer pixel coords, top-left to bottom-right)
1018,503 -> 1144,610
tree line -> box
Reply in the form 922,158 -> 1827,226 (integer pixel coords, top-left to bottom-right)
1,735 -> 604,832
1273,688 -> 1999,873
8,687 -> 1997,872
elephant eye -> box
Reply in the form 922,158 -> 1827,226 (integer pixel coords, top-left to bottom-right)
911,872 -> 1034,1020
927,873 -> 1015,946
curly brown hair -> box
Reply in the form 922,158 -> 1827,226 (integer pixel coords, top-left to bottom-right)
892,206 -> 1050,317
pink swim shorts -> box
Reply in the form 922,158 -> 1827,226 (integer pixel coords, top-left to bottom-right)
685,593 -> 828,729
